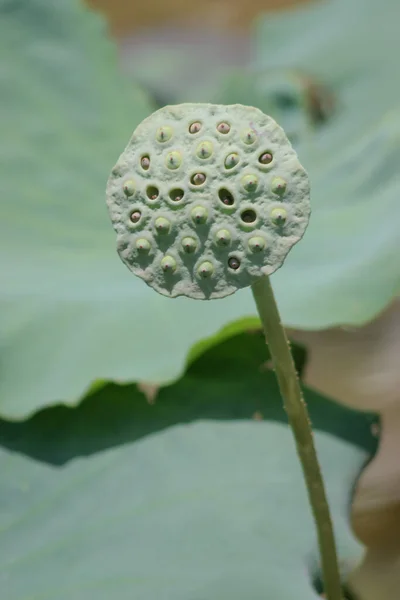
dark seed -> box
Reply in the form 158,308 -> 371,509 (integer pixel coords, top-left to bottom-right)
241,209 -> 257,223
228,257 -> 240,270
130,210 -> 141,223
259,152 -> 273,165
141,155 -> 150,170
191,173 -> 206,185
217,122 -> 231,134
189,122 -> 202,134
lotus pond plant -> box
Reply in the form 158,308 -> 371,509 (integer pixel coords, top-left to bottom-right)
106,102 -> 343,599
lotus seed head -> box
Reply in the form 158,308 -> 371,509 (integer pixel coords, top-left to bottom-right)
228,257 -> 241,270
215,229 -> 231,246
259,151 -> 273,165
161,255 -> 177,273
191,205 -> 208,224
271,176 -> 287,196
123,179 -> 135,196
217,122 -> 231,134
189,121 -> 202,134
140,155 -> 150,170
196,141 -> 213,159
106,102 -> 311,300
248,236 -> 266,253
156,125 -> 173,142
155,216 -> 171,234
241,128 -> 257,145
224,153 -> 240,169
197,261 -> 214,278
165,151 -> 182,170
191,172 -> 206,186
136,238 -> 151,253
241,174 -> 259,192
181,236 -> 197,253
130,210 -> 141,223
270,207 -> 288,225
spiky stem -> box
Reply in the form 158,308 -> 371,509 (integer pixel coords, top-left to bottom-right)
251,275 -> 342,600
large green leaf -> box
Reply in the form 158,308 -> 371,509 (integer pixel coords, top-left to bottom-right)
210,0 -> 400,327
3,0 -> 398,419
0,333 -> 376,599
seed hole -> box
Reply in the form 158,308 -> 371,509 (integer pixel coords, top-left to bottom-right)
140,155 -> 150,170
191,172 -> 206,186
224,153 -> 240,169
169,188 -> 184,202
218,188 -> 234,206
189,121 -> 202,134
146,185 -> 159,200
241,209 -> 257,223
259,151 -> 273,165
228,257 -> 240,270
130,210 -> 141,223
217,122 -> 231,134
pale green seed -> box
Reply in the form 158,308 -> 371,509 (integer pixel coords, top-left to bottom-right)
241,128 -> 257,145
270,207 -> 288,225
215,229 -> 231,246
161,255 -> 177,273
191,206 -> 208,224
197,261 -> 214,278
271,177 -> 287,196
156,125 -> 173,142
136,238 -> 151,253
181,237 -> 197,253
155,216 -> 171,234
248,236 -> 266,253
165,151 -> 182,170
241,174 -> 259,192
224,153 -> 240,169
123,179 -> 135,196
196,141 -> 213,159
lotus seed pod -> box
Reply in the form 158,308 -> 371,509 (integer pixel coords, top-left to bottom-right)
215,229 -> 231,246
271,176 -> 287,196
156,125 -> 173,143
161,255 -> 177,272
136,238 -> 151,253
165,151 -> 182,170
196,141 -> 213,159
106,102 -> 310,299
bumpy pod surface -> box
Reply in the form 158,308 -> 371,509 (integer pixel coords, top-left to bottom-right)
106,103 -> 310,299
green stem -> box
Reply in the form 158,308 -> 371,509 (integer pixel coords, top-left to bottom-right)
251,275 -> 342,600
